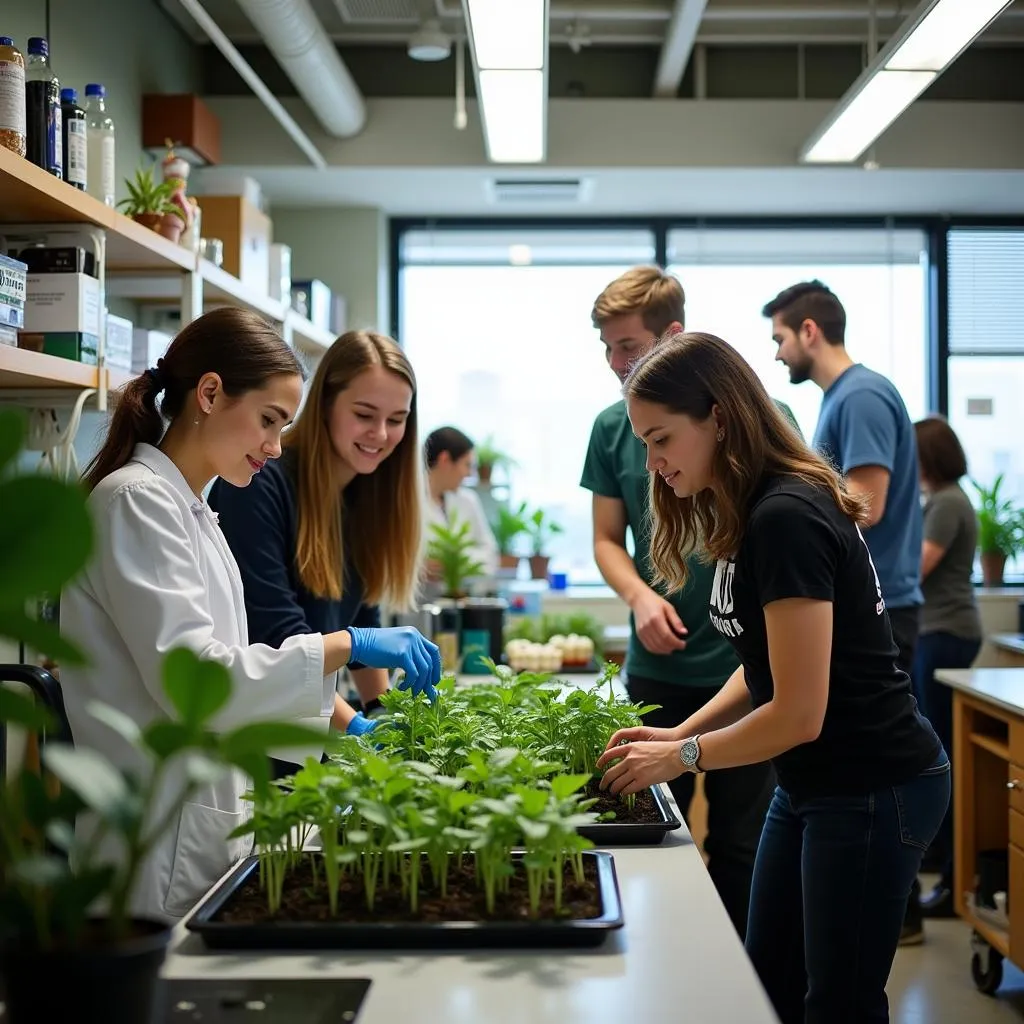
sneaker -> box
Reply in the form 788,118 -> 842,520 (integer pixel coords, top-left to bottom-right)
920,884 -> 955,919
899,919 -> 925,946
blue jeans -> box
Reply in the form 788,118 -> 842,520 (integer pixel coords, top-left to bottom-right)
912,631 -> 980,886
745,756 -> 950,1024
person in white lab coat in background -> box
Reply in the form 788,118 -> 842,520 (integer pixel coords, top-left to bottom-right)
424,427 -> 499,584
59,308 -> 441,923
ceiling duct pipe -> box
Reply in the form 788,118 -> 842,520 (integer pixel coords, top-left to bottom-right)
234,0 -> 367,137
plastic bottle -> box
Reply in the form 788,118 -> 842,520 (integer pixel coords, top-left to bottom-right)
24,37 -> 61,178
83,83 -> 114,206
60,87 -> 86,190
0,36 -> 25,157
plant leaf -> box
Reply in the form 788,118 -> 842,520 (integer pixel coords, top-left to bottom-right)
0,607 -> 87,665
549,774 -> 591,800
0,684 -> 55,731
185,753 -> 227,786
42,745 -> 130,820
85,701 -> 142,745
0,476 -> 93,604
143,721 -> 200,758
12,854 -> 71,888
0,409 -> 26,475
162,648 -> 231,727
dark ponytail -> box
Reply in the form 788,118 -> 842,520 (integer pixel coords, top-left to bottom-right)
83,307 -> 304,493
424,426 -> 474,469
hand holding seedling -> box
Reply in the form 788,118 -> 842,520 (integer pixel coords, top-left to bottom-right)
596,735 -> 684,796
631,589 -> 688,655
346,625 -> 442,702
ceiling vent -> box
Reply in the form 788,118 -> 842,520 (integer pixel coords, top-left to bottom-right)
334,0 -> 419,23
486,178 -> 593,204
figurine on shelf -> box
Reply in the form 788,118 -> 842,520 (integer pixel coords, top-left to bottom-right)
160,139 -> 194,238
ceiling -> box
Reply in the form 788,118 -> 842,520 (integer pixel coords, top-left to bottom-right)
166,0 -> 1024,52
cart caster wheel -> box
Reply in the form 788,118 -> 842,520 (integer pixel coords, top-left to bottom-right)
970,940 -> 1004,995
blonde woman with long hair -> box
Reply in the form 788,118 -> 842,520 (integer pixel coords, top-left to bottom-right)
597,333 -> 947,1024
210,330 -> 430,776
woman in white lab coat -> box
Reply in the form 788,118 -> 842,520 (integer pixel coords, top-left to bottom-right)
424,427 -> 499,581
59,308 -> 441,923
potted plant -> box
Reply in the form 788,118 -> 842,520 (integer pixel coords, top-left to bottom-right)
971,474 -> 1024,586
474,435 -> 516,486
0,409 -> 325,1024
427,516 -> 486,600
117,165 -> 187,244
493,500 -> 528,571
524,507 -> 564,581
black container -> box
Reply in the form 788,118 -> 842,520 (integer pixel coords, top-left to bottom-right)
24,37 -> 61,178
187,850 -> 624,950
577,783 -> 682,846
157,979 -> 372,1023
459,597 -> 507,672
0,918 -> 171,1024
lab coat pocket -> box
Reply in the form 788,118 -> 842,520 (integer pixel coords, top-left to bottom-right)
163,802 -> 251,918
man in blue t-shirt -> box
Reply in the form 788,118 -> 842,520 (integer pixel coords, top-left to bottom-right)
763,279 -> 927,944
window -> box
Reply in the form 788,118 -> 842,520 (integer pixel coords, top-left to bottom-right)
400,228 -> 656,583
667,227 -> 930,441
946,228 -> 1024,578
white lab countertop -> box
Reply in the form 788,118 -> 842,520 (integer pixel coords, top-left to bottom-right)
992,633 -> 1024,656
164,816 -> 778,1024
935,667 -> 1024,718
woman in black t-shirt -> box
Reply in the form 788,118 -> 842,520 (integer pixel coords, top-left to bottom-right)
597,332 -> 948,1024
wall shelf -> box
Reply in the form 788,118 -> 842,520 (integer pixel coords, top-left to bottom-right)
0,346 -> 101,390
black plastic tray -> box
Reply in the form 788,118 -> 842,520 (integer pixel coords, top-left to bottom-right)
187,851 -> 624,950
577,783 -> 682,846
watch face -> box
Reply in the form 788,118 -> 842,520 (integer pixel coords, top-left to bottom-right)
680,738 -> 699,767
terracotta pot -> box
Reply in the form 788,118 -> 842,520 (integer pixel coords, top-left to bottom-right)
133,213 -> 184,243
477,465 -> 493,486
528,554 -> 550,581
499,553 -> 520,571
981,550 -> 1007,588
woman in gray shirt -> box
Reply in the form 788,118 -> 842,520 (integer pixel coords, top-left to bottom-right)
913,416 -> 982,919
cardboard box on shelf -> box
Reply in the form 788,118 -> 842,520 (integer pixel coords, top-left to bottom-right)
18,331 -> 99,364
24,273 -> 101,336
196,195 -> 272,295
105,313 -> 134,371
132,329 -> 173,373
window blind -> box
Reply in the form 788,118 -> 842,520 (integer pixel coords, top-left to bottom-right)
948,229 -> 1024,355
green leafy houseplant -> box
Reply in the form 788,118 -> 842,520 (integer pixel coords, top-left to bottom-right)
0,409 -> 325,1023
524,507 -> 564,580
427,515 -> 486,598
970,474 -> 1024,586
493,500 -> 528,567
474,435 -> 516,485
117,165 -> 186,242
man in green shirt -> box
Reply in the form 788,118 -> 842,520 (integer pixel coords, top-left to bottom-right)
581,266 -> 795,938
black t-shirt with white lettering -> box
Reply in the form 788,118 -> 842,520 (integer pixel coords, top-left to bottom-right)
709,475 -> 941,798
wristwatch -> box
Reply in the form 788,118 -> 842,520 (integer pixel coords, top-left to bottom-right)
679,734 -> 704,773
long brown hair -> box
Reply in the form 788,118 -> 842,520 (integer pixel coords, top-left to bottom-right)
83,308 -> 303,493
285,330 -> 421,610
622,332 -> 868,593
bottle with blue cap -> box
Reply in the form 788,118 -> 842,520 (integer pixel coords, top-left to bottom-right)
84,83 -> 115,206
25,36 -> 62,178
60,87 -> 86,190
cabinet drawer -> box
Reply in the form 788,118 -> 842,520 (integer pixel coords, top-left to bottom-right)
1010,720 -> 1024,765
1009,764 -> 1024,816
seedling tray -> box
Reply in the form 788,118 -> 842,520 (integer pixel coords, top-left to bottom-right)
578,783 -> 682,846
187,851 -> 624,950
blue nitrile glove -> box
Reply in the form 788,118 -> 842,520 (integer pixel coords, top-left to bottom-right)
345,711 -> 379,738
346,626 -> 441,703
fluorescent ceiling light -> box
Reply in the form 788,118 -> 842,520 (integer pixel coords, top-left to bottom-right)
478,69 -> 545,163
802,70 -> 935,163
886,0 -> 1013,71
465,0 -> 545,69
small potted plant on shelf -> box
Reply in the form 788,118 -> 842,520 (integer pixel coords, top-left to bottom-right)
0,409 -> 325,1024
117,165 -> 187,244
971,474 -> 1024,587
525,506 -> 564,581
426,515 -> 486,600
474,435 -> 516,486
493,500 -> 528,571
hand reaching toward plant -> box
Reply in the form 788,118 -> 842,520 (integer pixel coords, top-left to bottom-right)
631,589 -> 687,655
604,724 -> 681,748
345,711 -> 379,737
346,625 -> 442,703
596,737 -> 684,796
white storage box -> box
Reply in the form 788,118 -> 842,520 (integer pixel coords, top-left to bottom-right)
105,312 -> 134,371
269,243 -> 291,302
132,329 -> 173,374
192,170 -> 263,210
24,273 -> 101,336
